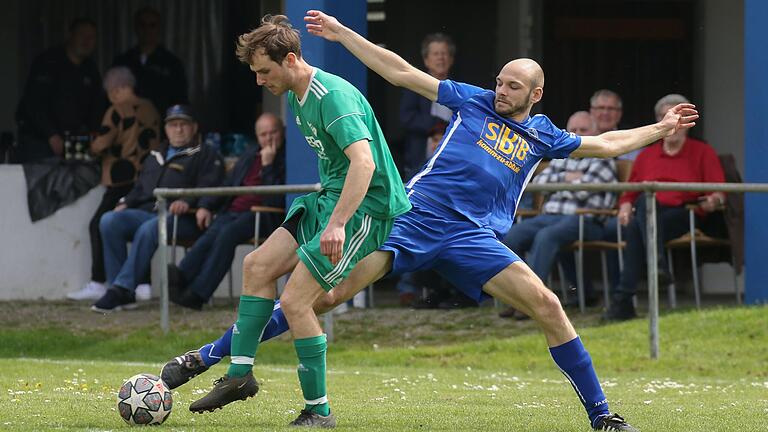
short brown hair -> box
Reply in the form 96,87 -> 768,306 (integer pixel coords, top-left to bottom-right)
236,15 -> 301,65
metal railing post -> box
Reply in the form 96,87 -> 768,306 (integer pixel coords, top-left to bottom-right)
645,191 -> 660,359
157,198 -> 170,334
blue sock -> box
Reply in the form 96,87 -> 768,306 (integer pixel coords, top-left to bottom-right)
197,301 -> 290,367
261,301 -> 290,342
549,337 -> 610,428
198,325 -> 234,367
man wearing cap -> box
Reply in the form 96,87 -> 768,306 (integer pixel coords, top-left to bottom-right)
91,104 -> 224,312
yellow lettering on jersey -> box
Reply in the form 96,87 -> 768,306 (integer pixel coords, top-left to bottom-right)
497,127 -> 515,154
515,141 -> 529,161
484,121 -> 500,142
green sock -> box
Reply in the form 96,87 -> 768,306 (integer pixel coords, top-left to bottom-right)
227,295 -> 275,377
294,334 -> 330,416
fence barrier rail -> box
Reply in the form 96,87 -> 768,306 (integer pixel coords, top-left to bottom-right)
154,181 -> 766,357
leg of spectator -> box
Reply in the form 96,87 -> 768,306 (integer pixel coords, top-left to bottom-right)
502,214 -> 548,253
527,215 -> 603,285
178,213 -> 234,283
99,209 -> 154,285
188,212 -> 255,301
113,214 -> 199,291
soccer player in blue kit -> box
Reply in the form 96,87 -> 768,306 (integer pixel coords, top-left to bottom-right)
162,10 -> 698,431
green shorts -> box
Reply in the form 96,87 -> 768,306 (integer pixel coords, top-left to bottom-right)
285,191 -> 394,291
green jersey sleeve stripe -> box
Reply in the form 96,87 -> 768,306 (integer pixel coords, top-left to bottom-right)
325,112 -> 366,131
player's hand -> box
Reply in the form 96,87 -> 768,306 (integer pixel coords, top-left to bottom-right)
169,200 -> 190,216
618,202 -> 633,226
114,203 -> 127,212
660,103 -> 699,136
196,208 -> 213,230
305,10 -> 344,41
320,222 -> 345,266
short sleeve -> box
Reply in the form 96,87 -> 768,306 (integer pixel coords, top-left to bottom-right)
321,91 -> 373,150
437,80 -> 486,111
536,115 -> 581,159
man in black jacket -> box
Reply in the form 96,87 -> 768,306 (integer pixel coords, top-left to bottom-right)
15,18 -> 103,163
169,113 -> 287,310
92,105 -> 223,312
113,7 -> 187,115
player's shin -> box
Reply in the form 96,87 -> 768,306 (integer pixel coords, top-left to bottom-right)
227,295 -> 275,377
295,333 -> 331,416
549,336 -> 610,428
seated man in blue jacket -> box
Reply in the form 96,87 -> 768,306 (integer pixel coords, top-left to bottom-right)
169,113 -> 287,310
92,105 -> 224,312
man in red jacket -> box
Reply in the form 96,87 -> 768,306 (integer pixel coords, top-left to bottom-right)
604,94 -> 726,321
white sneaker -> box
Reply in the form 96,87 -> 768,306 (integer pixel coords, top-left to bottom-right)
136,283 -> 152,301
66,281 -> 106,301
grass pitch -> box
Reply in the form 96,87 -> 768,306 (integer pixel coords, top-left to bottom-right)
0,305 -> 766,431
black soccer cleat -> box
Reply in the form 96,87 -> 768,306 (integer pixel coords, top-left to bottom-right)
289,409 -> 337,428
160,350 -> 209,390
593,413 -> 639,431
188,372 -> 259,413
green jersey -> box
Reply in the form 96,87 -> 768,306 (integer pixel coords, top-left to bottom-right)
287,68 -> 411,219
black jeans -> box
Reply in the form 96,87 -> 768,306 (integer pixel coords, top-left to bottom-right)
88,184 -> 133,282
614,194 -> 691,303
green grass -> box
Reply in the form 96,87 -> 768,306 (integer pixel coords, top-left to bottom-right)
0,306 -> 766,430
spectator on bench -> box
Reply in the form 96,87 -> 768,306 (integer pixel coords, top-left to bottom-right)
67,66 -> 161,301
500,111 -> 617,319
91,105 -> 224,312
169,113 -> 287,310
15,18 -> 103,163
603,94 -> 726,321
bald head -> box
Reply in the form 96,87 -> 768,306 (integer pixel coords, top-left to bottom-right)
494,58 -> 544,120
255,112 -> 284,149
501,58 -> 544,89
566,111 -> 596,136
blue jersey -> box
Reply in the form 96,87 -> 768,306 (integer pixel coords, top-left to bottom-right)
405,80 -> 581,236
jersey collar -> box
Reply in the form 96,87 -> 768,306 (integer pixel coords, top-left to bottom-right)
297,67 -> 318,107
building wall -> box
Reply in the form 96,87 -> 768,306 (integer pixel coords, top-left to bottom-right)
697,0 -> 745,173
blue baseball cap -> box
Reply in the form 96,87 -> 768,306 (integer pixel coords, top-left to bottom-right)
165,104 -> 196,123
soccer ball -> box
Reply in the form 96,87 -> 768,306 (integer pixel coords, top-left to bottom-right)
117,373 -> 173,425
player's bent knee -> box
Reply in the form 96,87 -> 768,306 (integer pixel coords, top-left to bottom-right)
280,292 -> 312,318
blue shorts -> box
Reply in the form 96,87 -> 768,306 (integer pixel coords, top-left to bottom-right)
380,193 -> 521,302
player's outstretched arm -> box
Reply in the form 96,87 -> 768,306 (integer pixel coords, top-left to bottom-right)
305,10 -> 439,101
571,103 -> 699,158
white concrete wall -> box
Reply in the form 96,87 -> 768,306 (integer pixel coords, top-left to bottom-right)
697,0 -> 745,173
0,165 -> 248,300
0,165 -> 104,299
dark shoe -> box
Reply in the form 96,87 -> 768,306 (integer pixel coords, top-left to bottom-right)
563,291 -> 601,309
189,372 -> 259,413
90,287 -> 137,313
437,295 -> 478,309
289,409 -> 337,428
602,301 -> 637,322
161,350 -> 209,390
167,264 -> 186,302
593,413 -> 639,431
412,294 -> 442,309
498,306 -> 517,318
172,290 -> 205,311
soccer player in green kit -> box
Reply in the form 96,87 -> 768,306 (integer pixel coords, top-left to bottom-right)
187,15 -> 411,426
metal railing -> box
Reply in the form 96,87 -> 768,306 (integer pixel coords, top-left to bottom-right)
154,181 -> 767,359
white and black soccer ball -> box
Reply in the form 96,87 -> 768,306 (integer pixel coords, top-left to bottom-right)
117,373 -> 173,425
